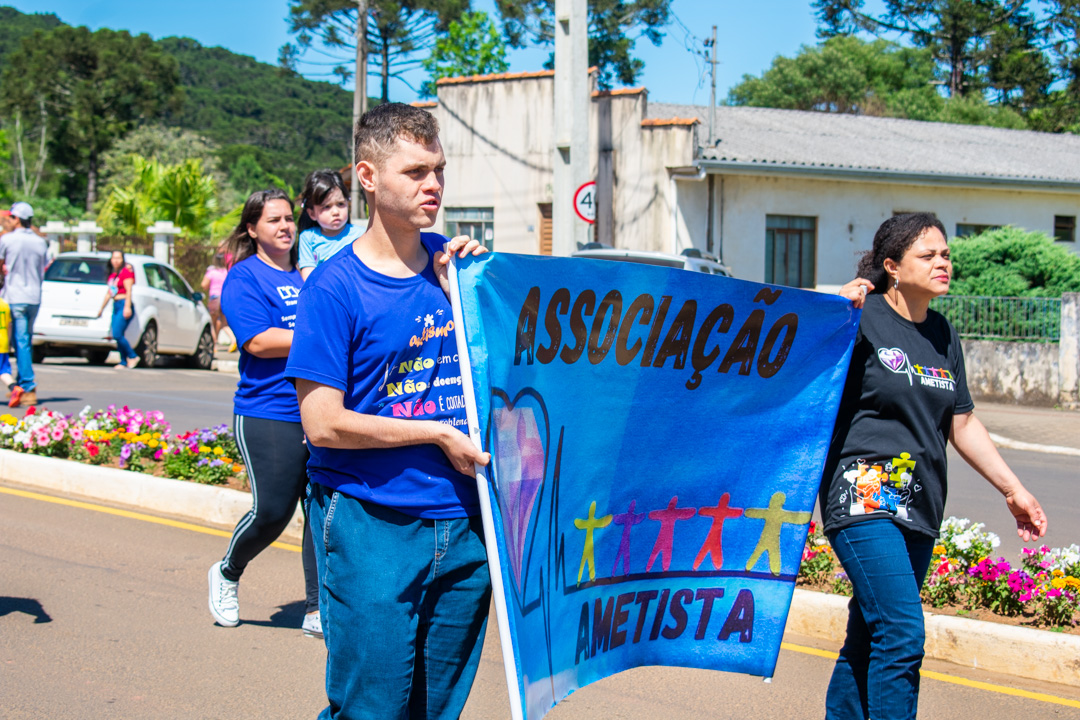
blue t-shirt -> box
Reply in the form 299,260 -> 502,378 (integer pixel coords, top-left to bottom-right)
297,223 -> 364,270
221,255 -> 303,422
285,233 -> 478,519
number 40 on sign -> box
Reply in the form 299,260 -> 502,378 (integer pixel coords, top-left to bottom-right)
574,181 -> 597,224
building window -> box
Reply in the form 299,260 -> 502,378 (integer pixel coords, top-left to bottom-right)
445,207 -> 495,250
1054,215 -> 1076,243
955,223 -> 999,238
765,215 -> 816,288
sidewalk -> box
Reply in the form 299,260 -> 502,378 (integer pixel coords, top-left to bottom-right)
975,401 -> 1080,453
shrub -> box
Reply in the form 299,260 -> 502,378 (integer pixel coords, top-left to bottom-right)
950,226 -> 1080,298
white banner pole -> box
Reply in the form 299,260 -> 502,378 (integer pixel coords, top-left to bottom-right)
447,253 -> 526,720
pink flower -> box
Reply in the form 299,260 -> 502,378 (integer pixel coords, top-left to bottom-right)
70,428 -> 83,441
50,428 -> 64,441
154,448 -> 164,461
1047,588 -> 1063,599
35,433 -> 49,447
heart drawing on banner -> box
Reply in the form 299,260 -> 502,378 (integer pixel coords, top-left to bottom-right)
877,347 -> 908,373
490,389 -> 549,593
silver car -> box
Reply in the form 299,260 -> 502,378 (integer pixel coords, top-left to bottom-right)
571,246 -> 733,276
33,252 -> 215,369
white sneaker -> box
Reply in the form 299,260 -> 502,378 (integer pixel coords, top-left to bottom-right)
302,610 -> 323,638
208,561 -> 239,627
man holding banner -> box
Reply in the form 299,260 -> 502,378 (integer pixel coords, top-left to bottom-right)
286,103 -> 490,719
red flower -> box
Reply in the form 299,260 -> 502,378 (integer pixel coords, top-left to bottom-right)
25,406 -> 36,416
85,443 -> 100,458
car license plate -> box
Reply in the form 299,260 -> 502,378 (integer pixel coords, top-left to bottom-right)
59,317 -> 89,327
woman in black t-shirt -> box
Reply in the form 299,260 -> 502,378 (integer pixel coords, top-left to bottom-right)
825,213 -> 1047,720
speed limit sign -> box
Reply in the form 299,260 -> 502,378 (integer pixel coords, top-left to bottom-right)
573,181 -> 597,224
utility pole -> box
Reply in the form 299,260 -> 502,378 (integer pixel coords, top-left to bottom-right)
553,0 -> 590,256
706,25 -> 717,147
351,0 -> 369,222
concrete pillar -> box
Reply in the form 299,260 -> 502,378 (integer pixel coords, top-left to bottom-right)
147,221 -> 181,265
41,220 -> 69,261
1059,293 -> 1079,409
552,0 -> 591,256
73,220 -> 104,254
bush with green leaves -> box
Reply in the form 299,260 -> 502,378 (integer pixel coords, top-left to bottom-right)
949,226 -> 1080,297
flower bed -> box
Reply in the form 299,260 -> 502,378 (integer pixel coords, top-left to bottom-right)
0,405 -> 246,489
799,517 -> 1080,631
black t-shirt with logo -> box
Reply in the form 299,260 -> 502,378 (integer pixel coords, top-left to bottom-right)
820,294 -> 974,539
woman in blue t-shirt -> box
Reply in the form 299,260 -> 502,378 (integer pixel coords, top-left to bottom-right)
207,188 -> 321,638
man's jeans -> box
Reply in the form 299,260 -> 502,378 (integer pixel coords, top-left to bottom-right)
825,518 -> 935,720
307,482 -> 491,720
10,303 -> 39,391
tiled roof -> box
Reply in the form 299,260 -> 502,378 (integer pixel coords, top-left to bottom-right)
649,103 -> 1080,185
642,116 -> 698,127
437,67 -> 599,86
593,87 -> 646,98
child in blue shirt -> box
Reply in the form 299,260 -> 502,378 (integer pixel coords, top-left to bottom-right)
297,169 -> 365,281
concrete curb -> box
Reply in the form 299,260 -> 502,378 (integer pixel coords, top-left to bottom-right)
787,588 -> 1080,687
211,358 -> 239,375
0,449 -> 303,544
988,432 -> 1080,458
4,448 -> 1076,687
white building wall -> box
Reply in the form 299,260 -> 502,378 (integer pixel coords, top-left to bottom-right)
700,174 -> 1080,288
431,75 -> 1080,268
434,77 -> 559,255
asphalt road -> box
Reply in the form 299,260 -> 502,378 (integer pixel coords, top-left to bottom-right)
3,487 -> 1079,720
29,357 -> 237,433
25,359 -> 1080,561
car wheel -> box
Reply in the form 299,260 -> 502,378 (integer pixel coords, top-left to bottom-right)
136,322 -> 158,368
84,349 -> 110,366
188,327 -> 214,370
31,345 -> 46,364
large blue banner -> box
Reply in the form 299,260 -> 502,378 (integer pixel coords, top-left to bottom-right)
449,253 -> 859,720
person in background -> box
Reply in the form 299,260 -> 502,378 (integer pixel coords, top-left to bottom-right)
207,188 -> 321,639
826,213 -> 1048,720
0,202 -> 47,407
201,252 -> 229,347
297,169 -> 364,281
0,296 -> 23,407
96,250 -> 140,370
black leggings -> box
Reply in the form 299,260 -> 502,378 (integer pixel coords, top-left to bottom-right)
221,414 -> 319,614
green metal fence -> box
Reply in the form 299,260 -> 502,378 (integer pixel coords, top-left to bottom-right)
930,296 -> 1061,342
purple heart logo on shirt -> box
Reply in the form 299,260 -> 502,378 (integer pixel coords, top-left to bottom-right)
490,390 -> 548,593
877,347 -> 908,373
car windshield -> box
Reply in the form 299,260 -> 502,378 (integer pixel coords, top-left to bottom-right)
44,258 -> 109,285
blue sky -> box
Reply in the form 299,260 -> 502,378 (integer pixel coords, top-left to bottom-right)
8,0 -> 834,105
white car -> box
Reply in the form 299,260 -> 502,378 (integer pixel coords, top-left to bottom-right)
33,252 -> 215,369
571,246 -> 733,276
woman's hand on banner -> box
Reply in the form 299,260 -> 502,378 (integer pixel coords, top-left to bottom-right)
838,278 -> 873,308
435,235 -> 488,298
435,421 -> 490,477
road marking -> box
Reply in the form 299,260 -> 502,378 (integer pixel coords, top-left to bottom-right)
780,642 -> 1080,708
0,486 -> 301,553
